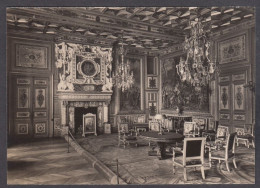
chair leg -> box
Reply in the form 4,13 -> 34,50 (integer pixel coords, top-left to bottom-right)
209,154 -> 212,168
252,140 -> 255,148
201,165 -> 205,180
173,164 -> 176,174
184,167 -> 187,181
233,158 -> 237,169
225,160 -> 230,172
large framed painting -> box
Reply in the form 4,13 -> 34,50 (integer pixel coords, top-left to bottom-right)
82,113 -> 97,137
218,35 -> 246,64
233,84 -> 245,110
120,57 -> 142,112
161,56 -> 209,112
16,44 -> 48,68
219,85 -> 229,110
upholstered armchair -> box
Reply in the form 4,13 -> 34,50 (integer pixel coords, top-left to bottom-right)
209,132 -> 237,172
215,125 -> 229,145
236,123 -> 255,148
172,137 -> 206,181
183,122 -> 200,137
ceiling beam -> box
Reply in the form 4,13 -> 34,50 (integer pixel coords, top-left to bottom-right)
7,8 -> 184,42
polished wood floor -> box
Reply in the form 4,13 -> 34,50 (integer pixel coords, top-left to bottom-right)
7,138 -> 110,185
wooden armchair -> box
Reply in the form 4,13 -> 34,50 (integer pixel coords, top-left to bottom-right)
215,125 -> 229,145
118,123 -> 137,148
172,137 -> 206,181
209,132 -> 237,172
202,120 -> 219,141
236,123 -> 255,148
183,122 -> 200,137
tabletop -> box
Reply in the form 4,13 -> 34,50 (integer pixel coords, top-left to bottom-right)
139,131 -> 184,142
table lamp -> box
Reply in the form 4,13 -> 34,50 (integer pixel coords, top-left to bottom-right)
154,114 -> 163,135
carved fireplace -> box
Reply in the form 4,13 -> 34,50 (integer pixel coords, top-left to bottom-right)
58,93 -> 111,134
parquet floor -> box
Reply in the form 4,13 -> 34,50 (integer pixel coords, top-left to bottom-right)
7,138 -> 110,185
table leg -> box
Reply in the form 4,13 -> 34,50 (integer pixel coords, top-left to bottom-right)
157,142 -> 166,160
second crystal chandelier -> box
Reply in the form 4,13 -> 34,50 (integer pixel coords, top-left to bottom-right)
114,31 -> 134,92
176,8 -> 216,91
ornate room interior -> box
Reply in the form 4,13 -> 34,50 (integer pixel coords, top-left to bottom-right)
7,7 -> 256,185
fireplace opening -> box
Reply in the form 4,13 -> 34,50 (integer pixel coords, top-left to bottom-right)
74,107 -> 97,134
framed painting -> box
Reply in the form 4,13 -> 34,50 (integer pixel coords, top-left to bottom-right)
82,113 -> 97,137
219,85 -> 229,110
218,35 -> 246,64
16,44 -> 48,68
120,57 -> 142,111
233,84 -> 245,110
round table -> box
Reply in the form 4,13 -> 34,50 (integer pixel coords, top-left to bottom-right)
139,131 -> 184,160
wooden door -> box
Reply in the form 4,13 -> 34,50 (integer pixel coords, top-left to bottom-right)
10,74 -> 51,138
218,69 -> 250,132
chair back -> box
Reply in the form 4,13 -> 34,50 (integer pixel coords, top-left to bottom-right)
118,123 -> 129,133
216,125 -> 229,139
183,122 -> 197,136
225,132 -> 237,159
235,127 -> 245,136
183,137 -> 206,163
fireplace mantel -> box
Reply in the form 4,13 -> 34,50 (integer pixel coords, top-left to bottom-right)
57,92 -> 112,101
58,92 -> 112,134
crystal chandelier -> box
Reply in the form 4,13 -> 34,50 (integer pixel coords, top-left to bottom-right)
176,11 -> 216,92
114,32 -> 134,92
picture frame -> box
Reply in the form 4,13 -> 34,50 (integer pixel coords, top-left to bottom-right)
82,113 -> 97,137
218,35 -> 246,64
16,44 -> 48,68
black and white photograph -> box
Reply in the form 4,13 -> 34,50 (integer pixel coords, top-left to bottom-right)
4,4 -> 256,185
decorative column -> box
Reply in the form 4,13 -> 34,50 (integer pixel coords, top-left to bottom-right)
97,105 -> 103,133
69,106 -> 75,133
103,102 -> 109,123
61,101 -> 68,126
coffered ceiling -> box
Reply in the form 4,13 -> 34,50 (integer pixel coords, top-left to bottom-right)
7,7 -> 254,52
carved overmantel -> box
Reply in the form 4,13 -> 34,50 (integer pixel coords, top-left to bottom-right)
58,93 -> 112,134
55,42 -> 113,93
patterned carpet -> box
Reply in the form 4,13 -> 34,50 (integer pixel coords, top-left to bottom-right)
76,133 -> 255,184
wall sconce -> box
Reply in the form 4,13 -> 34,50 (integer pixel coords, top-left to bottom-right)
244,81 -> 255,92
